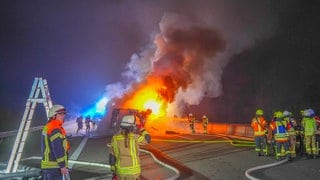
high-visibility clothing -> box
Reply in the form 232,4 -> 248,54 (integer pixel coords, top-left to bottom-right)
251,116 -> 267,136
41,119 -> 69,169
202,117 -> 208,134
270,118 -> 291,159
202,117 -> 208,126
301,117 -> 317,136
301,117 -> 317,155
284,117 -> 297,136
110,129 -> 149,176
270,119 -> 290,142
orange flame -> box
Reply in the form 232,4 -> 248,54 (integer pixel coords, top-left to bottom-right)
123,76 -> 167,120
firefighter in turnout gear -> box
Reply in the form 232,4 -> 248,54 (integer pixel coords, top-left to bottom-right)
188,113 -> 196,134
202,115 -> 209,134
270,111 -> 292,161
251,109 -> 268,156
41,104 -> 70,179
109,115 -> 151,180
85,115 -> 92,136
283,110 -> 298,158
301,109 -> 318,159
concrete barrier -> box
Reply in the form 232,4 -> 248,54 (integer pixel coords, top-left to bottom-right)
206,123 -> 254,138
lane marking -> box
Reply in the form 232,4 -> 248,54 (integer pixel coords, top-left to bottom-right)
68,137 -> 88,169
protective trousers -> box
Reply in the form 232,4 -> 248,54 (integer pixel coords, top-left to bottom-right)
289,135 -> 297,157
304,135 -> 317,155
275,141 -> 290,160
254,135 -> 267,156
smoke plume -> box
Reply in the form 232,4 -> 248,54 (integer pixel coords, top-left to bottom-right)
103,0 -> 279,117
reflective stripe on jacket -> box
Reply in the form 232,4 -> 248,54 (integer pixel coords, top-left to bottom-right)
110,130 -> 149,176
301,117 -> 317,136
41,119 -> 69,169
251,116 -> 267,136
284,117 -> 296,136
270,119 -> 290,142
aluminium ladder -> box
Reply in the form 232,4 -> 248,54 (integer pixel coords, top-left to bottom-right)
6,77 -> 53,173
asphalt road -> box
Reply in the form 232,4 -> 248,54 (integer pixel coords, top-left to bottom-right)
1,130 -> 320,180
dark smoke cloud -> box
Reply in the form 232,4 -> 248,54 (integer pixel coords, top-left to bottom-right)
103,0 -> 288,116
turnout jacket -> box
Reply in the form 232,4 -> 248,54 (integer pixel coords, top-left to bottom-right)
110,129 -> 149,176
41,119 -> 70,169
301,116 -> 317,136
251,116 -> 267,136
270,118 -> 291,142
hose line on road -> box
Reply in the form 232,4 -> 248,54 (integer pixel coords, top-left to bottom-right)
107,143 -> 180,180
140,148 -> 180,180
152,138 -> 255,147
20,156 -> 111,168
244,157 -> 288,180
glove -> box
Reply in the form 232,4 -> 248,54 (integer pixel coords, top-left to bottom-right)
109,154 -> 116,166
145,134 -> 151,144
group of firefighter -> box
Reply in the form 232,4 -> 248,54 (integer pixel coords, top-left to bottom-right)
76,115 -> 97,136
187,113 -> 209,134
251,108 -> 320,161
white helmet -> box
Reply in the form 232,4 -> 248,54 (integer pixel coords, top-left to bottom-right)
48,104 -> 66,119
283,110 -> 291,117
203,115 -> 207,118
120,115 -> 135,127
189,113 -> 193,117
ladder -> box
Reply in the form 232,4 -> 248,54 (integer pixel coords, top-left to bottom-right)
6,77 -> 53,173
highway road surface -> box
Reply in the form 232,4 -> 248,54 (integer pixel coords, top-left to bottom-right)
1,125 -> 320,180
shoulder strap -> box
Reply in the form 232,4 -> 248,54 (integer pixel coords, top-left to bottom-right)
255,117 -> 265,130
279,120 -> 288,132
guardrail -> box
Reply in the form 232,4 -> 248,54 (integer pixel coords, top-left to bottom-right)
0,126 -> 43,138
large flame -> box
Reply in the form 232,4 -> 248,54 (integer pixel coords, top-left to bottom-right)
123,76 -> 168,120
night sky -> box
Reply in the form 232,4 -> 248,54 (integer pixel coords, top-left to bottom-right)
1,0 -> 320,130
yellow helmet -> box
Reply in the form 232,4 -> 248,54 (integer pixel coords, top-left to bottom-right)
256,109 -> 264,116
274,111 -> 283,118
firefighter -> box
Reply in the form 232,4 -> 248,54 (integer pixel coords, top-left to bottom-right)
251,109 -> 268,156
202,115 -> 209,134
85,115 -> 91,136
76,115 -> 83,134
295,110 -> 306,155
188,113 -> 196,134
283,110 -> 298,158
109,115 -> 151,180
301,109 -> 317,159
315,114 -> 320,157
270,111 -> 291,161
41,104 -> 70,179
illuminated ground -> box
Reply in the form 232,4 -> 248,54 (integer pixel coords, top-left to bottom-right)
1,121 -> 320,179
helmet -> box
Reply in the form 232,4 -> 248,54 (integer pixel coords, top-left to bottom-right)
308,109 -> 315,116
274,111 -> 283,118
48,104 -> 66,118
256,109 -> 264,116
203,115 -> 207,118
283,110 -> 290,117
189,113 -> 193,117
303,109 -> 315,117
120,115 -> 135,127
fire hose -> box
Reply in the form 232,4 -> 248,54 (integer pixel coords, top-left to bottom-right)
106,143 -> 180,180
244,157 -> 288,180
